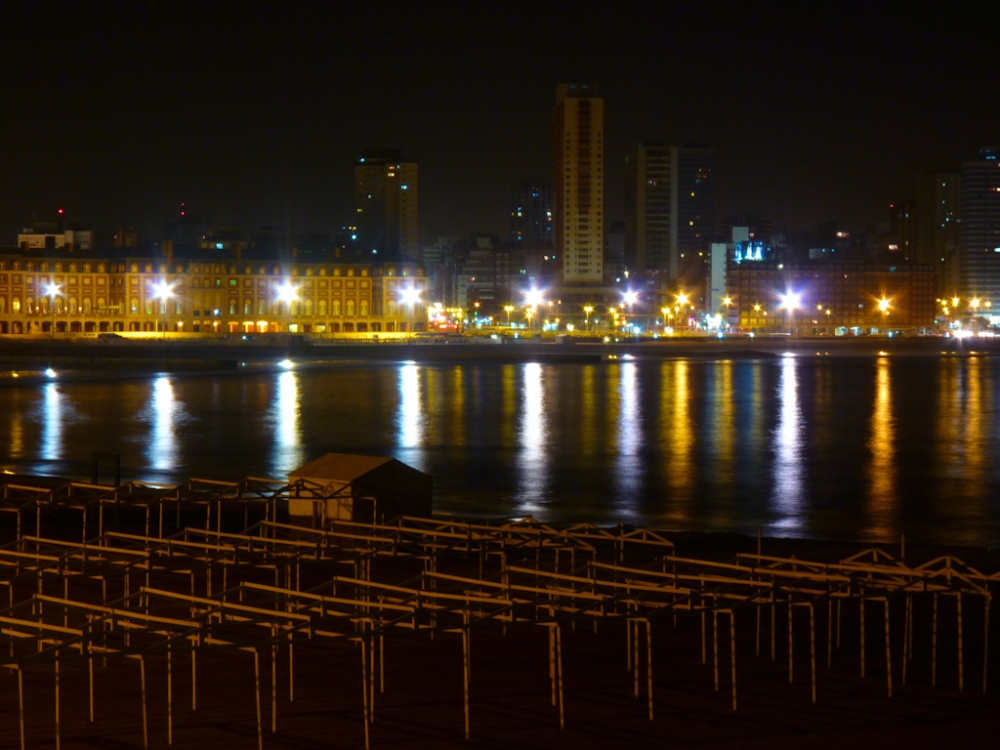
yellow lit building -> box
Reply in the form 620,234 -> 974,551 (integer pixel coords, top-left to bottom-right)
0,249 -> 427,336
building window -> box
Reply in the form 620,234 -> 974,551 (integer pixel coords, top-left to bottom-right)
347,299 -> 355,316
332,299 -> 341,316
360,300 -> 369,316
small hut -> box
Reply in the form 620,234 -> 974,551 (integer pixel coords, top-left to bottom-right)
287,453 -> 432,525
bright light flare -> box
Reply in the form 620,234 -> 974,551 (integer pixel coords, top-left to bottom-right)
676,292 -> 690,306
777,291 -> 802,311
276,282 -> 299,304
524,289 -> 545,307
45,368 -> 56,378
623,290 -> 639,306
44,283 -> 62,298
399,287 -> 422,306
877,297 -> 891,313
152,280 -> 175,301
279,359 -> 294,369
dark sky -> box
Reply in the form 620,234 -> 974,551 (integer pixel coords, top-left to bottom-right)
2,1 -> 998,245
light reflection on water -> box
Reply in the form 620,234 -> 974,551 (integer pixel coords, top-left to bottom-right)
0,358 -> 999,545
772,356 -> 803,529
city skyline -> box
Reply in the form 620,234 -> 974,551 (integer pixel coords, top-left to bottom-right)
2,3 -> 999,245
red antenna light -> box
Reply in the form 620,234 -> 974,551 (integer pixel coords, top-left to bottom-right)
58,208 -> 64,215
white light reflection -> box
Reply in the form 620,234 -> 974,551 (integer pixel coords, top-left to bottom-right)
148,377 -> 180,470
41,383 -> 63,461
615,362 -> 642,513
398,364 -> 424,448
270,371 -> 304,475
517,363 -> 548,513
772,356 -> 804,529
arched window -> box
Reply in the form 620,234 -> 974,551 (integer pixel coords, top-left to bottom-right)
69,263 -> 77,272
131,263 -> 139,273
387,301 -> 396,317
98,264 -> 106,273
346,299 -> 355,316
244,299 -> 252,315
158,264 -> 166,273
26,262 -> 35,271
318,299 -> 327,316
25,296 -> 34,313
319,268 -> 327,277
229,299 -> 237,315
83,299 -> 92,313
176,265 -> 184,273
84,263 -> 92,273
55,263 -> 63,272
0,297 -> 5,313
257,299 -> 266,315
305,268 -> 313,277
41,262 -> 48,272
304,299 -> 314,315
334,268 -> 341,277
245,266 -> 252,274
96,297 -> 106,311
359,300 -> 369,316
145,264 -> 153,273
361,269 -> 368,277
130,298 -> 139,314
41,297 -> 50,314
144,300 -> 153,315
12,297 -> 21,313
290,301 -> 300,316
68,297 -> 77,314
332,299 -> 341,316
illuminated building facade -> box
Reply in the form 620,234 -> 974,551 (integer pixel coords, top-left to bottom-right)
355,149 -> 419,257
728,261 -> 938,333
553,83 -> 604,285
958,148 -> 1000,303
624,144 -> 714,281
0,249 -> 427,335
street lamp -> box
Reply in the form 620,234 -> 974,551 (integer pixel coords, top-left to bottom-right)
152,280 -> 175,340
584,304 -> 594,333
877,297 -> 891,332
43,283 -> 61,336
276,281 -> 299,334
399,286 -> 421,338
777,291 -> 802,336
504,304 -> 514,328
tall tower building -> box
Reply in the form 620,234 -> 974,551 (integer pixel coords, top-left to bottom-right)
959,148 -> 1000,303
624,144 -> 714,281
553,84 -> 604,286
510,181 -> 553,244
355,149 -> 419,257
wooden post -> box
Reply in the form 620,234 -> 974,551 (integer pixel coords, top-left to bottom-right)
771,591 -> 776,661
462,626 -> 471,739
634,619 -> 640,697
809,604 -> 817,703
756,604 -> 761,657
860,598 -> 866,679
827,599 -> 833,669
140,656 -> 148,750
984,595 -> 990,696
702,609 -> 707,665
932,593 -> 938,688
884,599 -> 892,698
361,637 -> 371,750
788,603 -> 794,684
837,599 -> 842,652
713,611 -> 719,691
730,612 -> 738,711
550,626 -> 557,706
168,646 -> 173,745
646,620 -> 654,721
957,593 -> 964,692
254,649 -> 263,750
88,640 -> 94,722
191,647 -> 198,710
271,638 -> 277,733
18,668 -> 26,750
55,660 -> 61,750
555,625 -> 565,730
289,637 -> 295,702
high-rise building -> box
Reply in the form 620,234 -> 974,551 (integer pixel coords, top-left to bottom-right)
553,84 -> 604,286
510,181 -> 553,244
624,144 -> 714,282
959,148 -> 1000,303
355,149 -> 419,257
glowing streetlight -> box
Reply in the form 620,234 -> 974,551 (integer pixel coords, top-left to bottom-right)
504,304 -> 515,327
275,281 -> 299,333
877,297 -> 891,314
43,283 -> 61,336
152,280 -> 175,340
951,296 -> 960,308
399,286 -> 421,338
970,297 -> 981,311
676,292 -> 689,307
777,291 -> 802,336
584,304 -> 594,332
524,289 -> 545,308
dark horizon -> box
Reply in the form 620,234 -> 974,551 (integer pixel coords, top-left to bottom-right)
2,1 -> 998,245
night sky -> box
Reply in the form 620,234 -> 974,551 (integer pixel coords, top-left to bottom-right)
3,1 -> 998,245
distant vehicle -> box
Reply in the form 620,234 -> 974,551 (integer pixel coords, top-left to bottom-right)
97,332 -> 123,340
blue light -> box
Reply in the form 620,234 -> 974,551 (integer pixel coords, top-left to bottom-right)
216,242 -> 223,249
401,185 -> 408,190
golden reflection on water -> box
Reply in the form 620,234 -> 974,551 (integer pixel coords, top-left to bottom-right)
9,410 -> 23,458
662,360 -> 693,521
712,361 -> 735,487
451,366 -> 465,447
41,383 -> 63,462
398,364 -> 423,448
501,365 -> 516,449
772,357 -> 803,529
518,362 -> 547,513
580,365 -> 596,458
149,377 -> 178,470
938,358 -> 989,518
270,371 -> 303,476
867,358 -> 895,539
